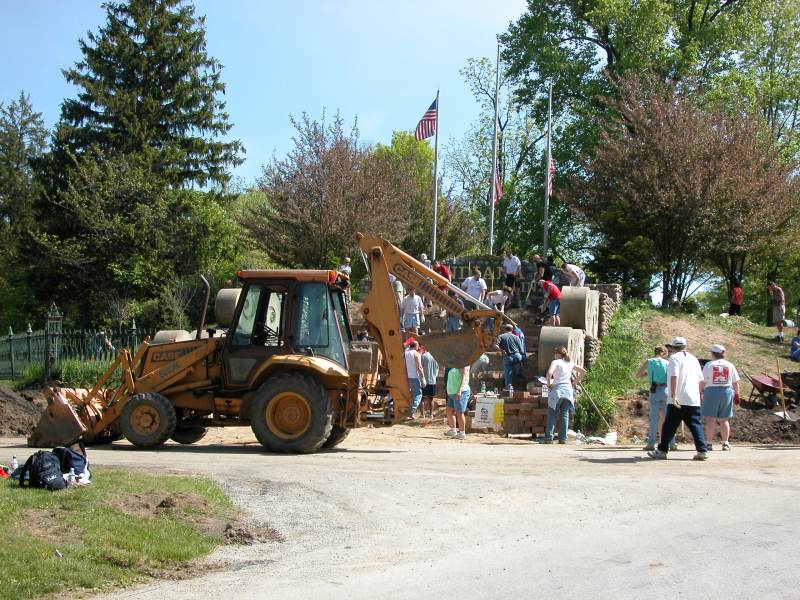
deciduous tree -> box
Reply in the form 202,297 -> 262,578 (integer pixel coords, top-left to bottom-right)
570,75 -> 799,304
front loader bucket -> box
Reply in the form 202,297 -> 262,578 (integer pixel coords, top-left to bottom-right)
28,389 -> 87,448
420,328 -> 485,368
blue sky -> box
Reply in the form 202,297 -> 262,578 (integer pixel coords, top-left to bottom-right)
0,0 -> 527,184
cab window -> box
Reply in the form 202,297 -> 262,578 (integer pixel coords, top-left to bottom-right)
232,285 -> 262,346
232,284 -> 286,347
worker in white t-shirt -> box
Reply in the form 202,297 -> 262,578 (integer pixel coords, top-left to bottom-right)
400,289 -> 425,334
647,337 -> 709,460
561,263 -> 586,287
541,346 -> 586,443
701,344 -> 740,451
502,250 -> 522,287
461,268 -> 487,310
404,340 -> 426,419
485,287 -> 512,313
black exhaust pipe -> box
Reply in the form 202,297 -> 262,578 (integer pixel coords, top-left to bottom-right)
196,275 -> 211,340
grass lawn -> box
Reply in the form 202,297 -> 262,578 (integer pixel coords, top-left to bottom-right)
0,468 -> 238,599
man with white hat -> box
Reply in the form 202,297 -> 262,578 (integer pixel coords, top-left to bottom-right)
647,336 -> 709,460
701,343 -> 740,451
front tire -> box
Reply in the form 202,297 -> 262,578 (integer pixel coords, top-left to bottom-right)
250,373 -> 332,453
121,392 -> 176,448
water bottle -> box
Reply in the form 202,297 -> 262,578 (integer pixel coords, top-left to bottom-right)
67,468 -> 76,484
10,456 -> 18,471
480,381 -> 486,393
508,384 -> 514,395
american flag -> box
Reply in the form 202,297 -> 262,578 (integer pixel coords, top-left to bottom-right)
493,170 -> 504,205
414,98 -> 438,140
547,152 -> 555,197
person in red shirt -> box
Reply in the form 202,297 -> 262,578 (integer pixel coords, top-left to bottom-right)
729,280 -> 743,316
431,259 -> 451,290
539,279 -> 562,326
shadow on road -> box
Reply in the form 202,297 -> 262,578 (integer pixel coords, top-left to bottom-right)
577,456 -> 650,464
749,445 -> 800,451
93,444 -> 401,455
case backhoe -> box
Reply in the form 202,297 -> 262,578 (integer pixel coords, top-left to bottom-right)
30,234 -> 508,453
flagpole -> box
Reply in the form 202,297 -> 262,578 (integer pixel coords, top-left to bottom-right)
432,90 -> 440,260
542,82 -> 553,260
488,43 -> 501,256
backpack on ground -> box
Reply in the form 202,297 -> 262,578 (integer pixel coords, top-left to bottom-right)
52,445 -> 87,476
18,451 -> 67,491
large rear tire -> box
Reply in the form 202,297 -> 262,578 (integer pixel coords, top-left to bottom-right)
322,425 -> 350,449
121,392 -> 176,448
171,425 -> 208,445
250,373 -> 332,453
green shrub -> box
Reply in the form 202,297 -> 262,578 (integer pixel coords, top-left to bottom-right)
576,301 -> 650,434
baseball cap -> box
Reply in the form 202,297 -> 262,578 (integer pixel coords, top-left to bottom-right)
667,336 -> 687,348
710,343 -> 725,354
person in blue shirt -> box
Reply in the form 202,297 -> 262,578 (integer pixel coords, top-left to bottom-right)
497,324 -> 525,390
790,329 -> 800,361
637,346 -> 676,451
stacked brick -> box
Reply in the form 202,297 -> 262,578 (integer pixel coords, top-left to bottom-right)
501,389 -> 547,436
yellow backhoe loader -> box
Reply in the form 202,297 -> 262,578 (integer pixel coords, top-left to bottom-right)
30,233 -> 509,453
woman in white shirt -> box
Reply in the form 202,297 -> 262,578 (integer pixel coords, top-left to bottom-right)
700,344 -> 740,451
542,346 -> 586,443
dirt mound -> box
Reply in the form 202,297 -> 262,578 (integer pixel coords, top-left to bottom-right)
0,384 -> 42,436
731,405 -> 800,444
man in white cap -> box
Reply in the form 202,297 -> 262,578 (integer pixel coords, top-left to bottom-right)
647,336 -> 709,460
701,343 -> 740,451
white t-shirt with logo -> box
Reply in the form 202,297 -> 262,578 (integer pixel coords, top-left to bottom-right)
702,359 -> 740,388
463,277 -> 487,299
503,255 -> 521,275
400,295 -> 424,316
667,351 -> 704,406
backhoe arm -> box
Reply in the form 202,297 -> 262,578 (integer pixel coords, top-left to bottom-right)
356,233 -> 508,420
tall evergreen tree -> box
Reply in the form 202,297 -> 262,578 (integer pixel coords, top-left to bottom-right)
0,92 -> 48,329
55,0 -> 243,188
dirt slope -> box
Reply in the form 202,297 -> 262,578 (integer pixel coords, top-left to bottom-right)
615,311 -> 800,444
0,384 -> 42,436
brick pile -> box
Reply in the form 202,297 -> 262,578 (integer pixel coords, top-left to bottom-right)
501,388 -> 548,436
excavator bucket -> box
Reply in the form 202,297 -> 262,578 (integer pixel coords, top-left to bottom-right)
421,328 -> 485,368
28,388 -> 88,448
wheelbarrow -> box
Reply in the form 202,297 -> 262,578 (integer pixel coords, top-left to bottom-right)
743,372 -> 783,409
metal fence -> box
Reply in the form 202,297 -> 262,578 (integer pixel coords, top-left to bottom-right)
0,307 -> 156,380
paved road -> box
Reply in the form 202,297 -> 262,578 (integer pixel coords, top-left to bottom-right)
3,429 -> 798,600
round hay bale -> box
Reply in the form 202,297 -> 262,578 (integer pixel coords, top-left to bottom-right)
151,330 -> 192,345
559,287 -> 599,337
214,288 -> 241,328
537,327 -> 584,375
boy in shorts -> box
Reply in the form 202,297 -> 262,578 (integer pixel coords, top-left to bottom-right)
539,279 -> 562,326
444,365 -> 471,440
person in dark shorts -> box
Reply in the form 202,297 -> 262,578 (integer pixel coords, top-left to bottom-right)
421,348 -> 439,418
